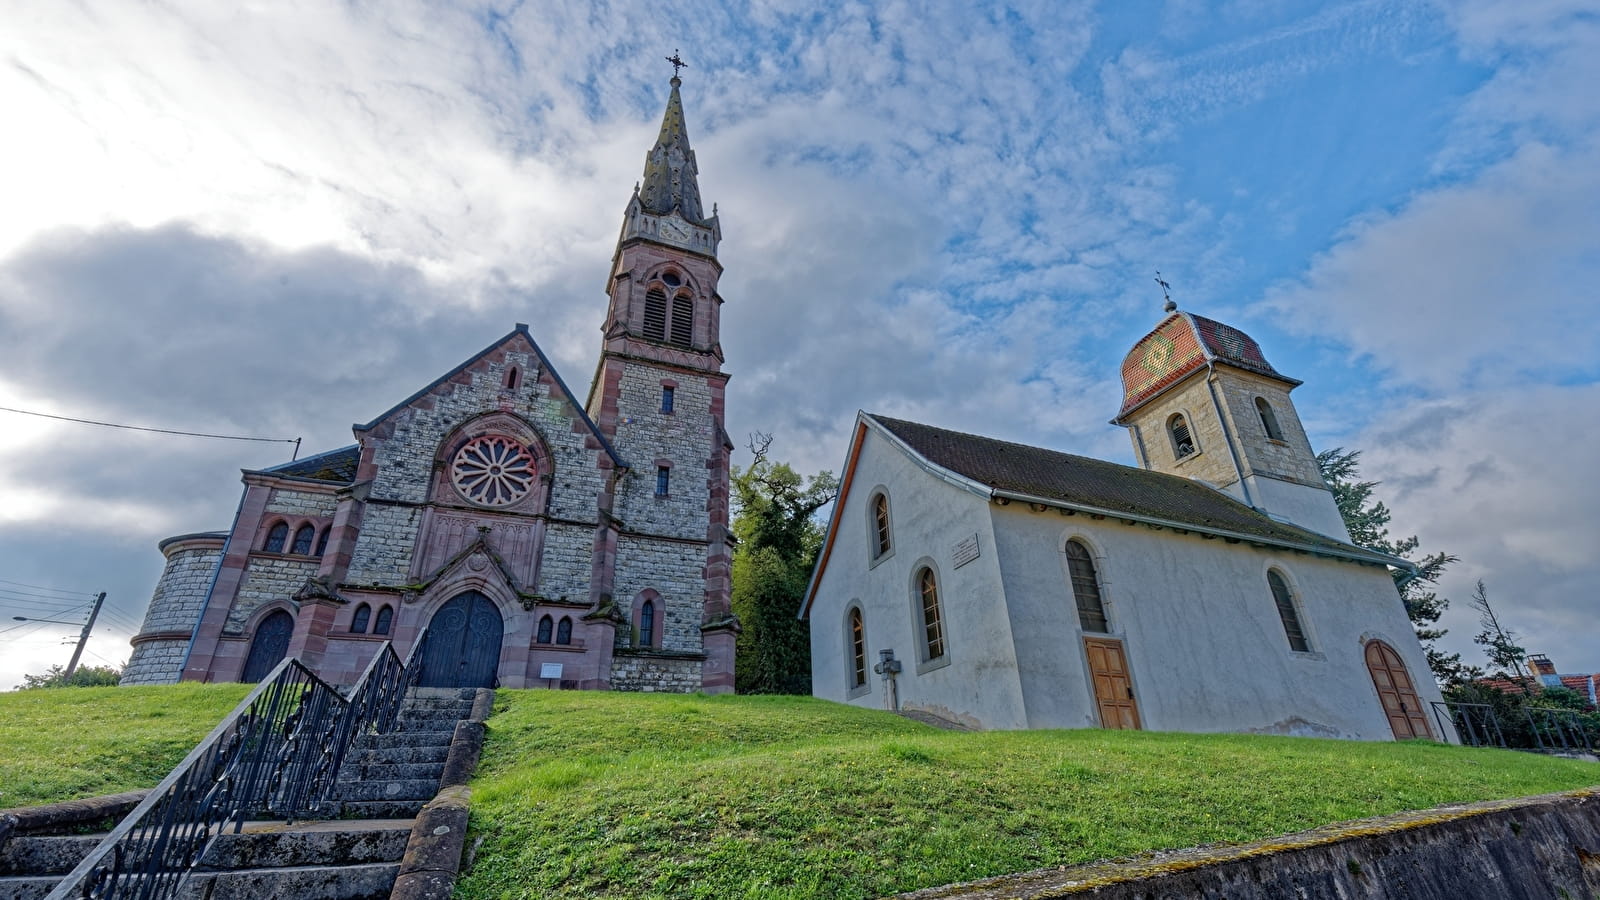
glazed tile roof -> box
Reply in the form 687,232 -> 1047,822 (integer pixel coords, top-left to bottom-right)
870,414 -> 1385,560
1117,312 -> 1297,418
262,445 -> 360,483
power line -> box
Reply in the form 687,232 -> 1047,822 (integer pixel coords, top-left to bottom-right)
0,578 -> 97,597
0,406 -> 299,447
0,594 -> 90,609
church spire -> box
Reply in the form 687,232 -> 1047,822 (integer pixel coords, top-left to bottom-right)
638,75 -> 706,223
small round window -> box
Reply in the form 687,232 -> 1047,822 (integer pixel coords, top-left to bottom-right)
451,436 -> 536,507
661,271 -> 681,287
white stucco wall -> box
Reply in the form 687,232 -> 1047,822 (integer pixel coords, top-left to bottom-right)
808,428 -> 1030,730
989,502 -> 1446,740
1244,475 -> 1351,542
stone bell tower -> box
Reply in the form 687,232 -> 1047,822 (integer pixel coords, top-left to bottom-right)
585,73 -> 738,692
1112,302 -> 1350,541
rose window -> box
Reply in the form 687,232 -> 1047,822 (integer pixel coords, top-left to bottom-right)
451,436 -> 536,507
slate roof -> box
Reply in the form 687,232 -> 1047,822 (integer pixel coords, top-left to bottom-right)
869,414 -> 1389,561
1117,311 -> 1298,418
260,445 -> 360,483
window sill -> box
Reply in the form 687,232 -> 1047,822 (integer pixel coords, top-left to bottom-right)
1171,449 -> 1205,469
846,682 -> 870,700
916,654 -> 951,676
868,547 -> 894,569
1288,649 -> 1326,661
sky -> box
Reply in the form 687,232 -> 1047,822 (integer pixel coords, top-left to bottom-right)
0,0 -> 1595,691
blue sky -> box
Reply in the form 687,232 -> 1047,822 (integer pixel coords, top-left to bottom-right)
0,0 -> 1595,689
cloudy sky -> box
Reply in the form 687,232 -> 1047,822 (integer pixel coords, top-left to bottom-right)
1,0 -> 1595,691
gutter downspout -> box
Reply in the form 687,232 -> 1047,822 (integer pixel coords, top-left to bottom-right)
1205,365 -> 1255,509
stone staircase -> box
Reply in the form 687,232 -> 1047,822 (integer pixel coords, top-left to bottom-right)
0,688 -> 476,900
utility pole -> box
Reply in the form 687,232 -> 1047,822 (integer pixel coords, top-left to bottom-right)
63,592 -> 106,680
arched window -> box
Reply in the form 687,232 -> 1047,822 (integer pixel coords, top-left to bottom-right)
670,294 -> 693,347
314,526 -> 330,557
373,605 -> 393,636
1065,540 -> 1108,633
505,367 -> 519,390
350,603 -> 371,634
849,607 -> 867,689
263,521 -> 289,553
917,568 -> 946,661
537,615 -> 553,644
291,524 -> 315,555
556,616 -> 573,645
1255,397 -> 1285,441
643,289 -> 668,341
1267,570 -> 1310,652
870,493 -> 892,560
1169,414 -> 1196,459
639,599 -> 656,648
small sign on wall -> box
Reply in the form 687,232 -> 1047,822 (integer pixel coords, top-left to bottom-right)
539,662 -> 564,680
952,533 -> 981,569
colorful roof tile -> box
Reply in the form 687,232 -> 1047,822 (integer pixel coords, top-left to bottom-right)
1117,312 -> 1298,418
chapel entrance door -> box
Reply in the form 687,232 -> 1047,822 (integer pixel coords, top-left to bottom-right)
1366,640 -> 1431,739
1085,637 -> 1141,730
240,610 -> 295,682
419,591 -> 504,688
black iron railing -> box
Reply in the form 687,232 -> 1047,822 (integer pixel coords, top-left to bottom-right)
1432,699 -> 1598,754
46,630 -> 428,900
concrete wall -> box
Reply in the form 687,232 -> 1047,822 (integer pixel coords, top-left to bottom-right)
989,500 -> 1443,739
895,789 -> 1600,900
810,428 -> 1028,730
122,535 -> 225,685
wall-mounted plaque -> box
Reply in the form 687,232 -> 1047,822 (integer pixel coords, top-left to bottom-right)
952,533 -> 980,569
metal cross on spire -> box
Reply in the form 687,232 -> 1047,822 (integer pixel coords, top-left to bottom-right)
666,50 -> 688,79
1154,270 -> 1176,313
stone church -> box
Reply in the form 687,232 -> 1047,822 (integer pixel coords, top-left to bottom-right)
804,307 -> 1448,740
123,76 -> 738,692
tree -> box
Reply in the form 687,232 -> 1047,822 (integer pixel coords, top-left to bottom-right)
730,434 -> 838,695
1316,448 -> 1473,685
1469,579 -> 1527,682
16,663 -> 122,690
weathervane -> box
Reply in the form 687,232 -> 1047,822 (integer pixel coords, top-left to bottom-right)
1155,270 -> 1175,313
666,50 -> 688,79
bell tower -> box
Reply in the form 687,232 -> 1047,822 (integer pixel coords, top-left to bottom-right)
586,72 -> 737,692
1112,305 -> 1350,541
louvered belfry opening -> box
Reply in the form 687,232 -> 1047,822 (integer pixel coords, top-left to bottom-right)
643,288 -> 668,340
670,294 -> 694,347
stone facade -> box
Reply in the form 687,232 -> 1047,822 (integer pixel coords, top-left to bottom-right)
128,77 -> 737,693
122,534 -> 225,685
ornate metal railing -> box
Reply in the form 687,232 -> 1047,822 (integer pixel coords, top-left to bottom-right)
46,631 -> 428,900
1431,701 -> 1506,749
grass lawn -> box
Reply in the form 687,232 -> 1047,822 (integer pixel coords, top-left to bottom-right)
460,691 -> 1600,900
0,683 -> 252,809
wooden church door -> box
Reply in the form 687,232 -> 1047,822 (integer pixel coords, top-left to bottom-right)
1365,640 -> 1431,739
420,591 -> 504,688
240,610 -> 294,682
1085,637 -> 1142,730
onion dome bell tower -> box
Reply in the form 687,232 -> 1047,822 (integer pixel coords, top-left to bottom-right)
1111,305 -> 1351,541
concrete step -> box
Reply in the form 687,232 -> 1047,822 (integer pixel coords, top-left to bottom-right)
347,744 -> 450,766
335,800 -> 428,819
353,730 -> 453,748
396,708 -> 467,725
335,779 -> 440,803
199,819 -> 412,869
182,861 -> 399,900
393,717 -> 462,735
400,696 -> 474,712
0,834 -> 100,876
337,762 -> 445,784
407,686 -> 478,702
0,873 -> 53,900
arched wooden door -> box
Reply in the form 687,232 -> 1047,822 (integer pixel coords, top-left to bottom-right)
240,610 -> 295,682
1366,640 -> 1431,739
419,591 -> 504,688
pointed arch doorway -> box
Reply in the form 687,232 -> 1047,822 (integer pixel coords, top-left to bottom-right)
240,610 -> 294,682
1366,640 -> 1431,740
419,591 -> 504,688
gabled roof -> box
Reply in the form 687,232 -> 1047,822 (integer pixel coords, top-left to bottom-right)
354,324 -> 627,470
257,445 -> 360,484
800,412 -> 1403,618
1117,311 -> 1298,419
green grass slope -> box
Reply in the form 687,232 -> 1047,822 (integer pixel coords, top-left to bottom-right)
460,691 -> 1599,900
0,683 -> 252,809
